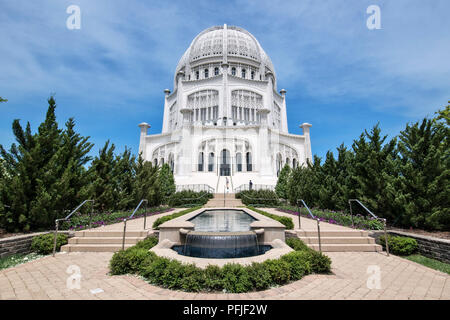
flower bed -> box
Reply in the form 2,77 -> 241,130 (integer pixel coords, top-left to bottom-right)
61,206 -> 174,231
277,205 -> 384,230
109,237 -> 331,293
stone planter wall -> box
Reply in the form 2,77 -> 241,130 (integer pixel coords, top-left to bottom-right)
0,231 -> 72,258
369,230 -> 450,264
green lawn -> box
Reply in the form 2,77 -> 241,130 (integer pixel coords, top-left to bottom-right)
0,252 -> 44,271
405,254 -> 450,275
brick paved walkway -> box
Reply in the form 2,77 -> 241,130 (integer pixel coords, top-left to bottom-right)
1,207 -> 449,300
1,250 -> 448,300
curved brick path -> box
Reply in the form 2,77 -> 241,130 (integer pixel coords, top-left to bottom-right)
1,250 -> 449,300
1,208 -> 449,300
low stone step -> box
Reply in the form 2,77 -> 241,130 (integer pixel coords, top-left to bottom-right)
74,230 -> 148,237
297,230 -> 369,237
68,237 -> 145,245
299,236 -> 375,244
307,243 -> 382,252
61,244 -> 135,252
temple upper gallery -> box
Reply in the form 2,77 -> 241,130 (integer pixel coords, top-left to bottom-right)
138,25 -> 312,192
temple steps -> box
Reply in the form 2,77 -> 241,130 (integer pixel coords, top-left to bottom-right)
61,230 -> 150,252
296,230 -> 382,252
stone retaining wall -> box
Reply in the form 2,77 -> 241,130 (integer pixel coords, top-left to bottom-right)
370,230 -> 450,264
0,231 -> 72,258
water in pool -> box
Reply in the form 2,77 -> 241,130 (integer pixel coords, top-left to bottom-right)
188,209 -> 255,232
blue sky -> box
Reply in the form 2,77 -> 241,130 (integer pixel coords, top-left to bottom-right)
0,0 -> 449,161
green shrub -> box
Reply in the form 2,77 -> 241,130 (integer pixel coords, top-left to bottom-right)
203,265 -> 223,291
221,263 -> 252,293
263,259 -> 291,285
31,233 -> 68,255
286,237 -> 309,251
236,190 -> 279,207
378,235 -> 418,256
247,207 -> 294,229
153,206 -> 201,229
306,250 -> 332,273
140,256 -> 171,285
281,251 -> 312,280
109,235 -> 332,293
246,262 -> 272,290
168,191 -> 213,207
179,263 -> 204,292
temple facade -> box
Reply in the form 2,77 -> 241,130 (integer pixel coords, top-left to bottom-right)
138,25 -> 312,192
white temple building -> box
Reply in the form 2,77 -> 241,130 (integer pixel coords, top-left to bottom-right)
138,25 -> 312,193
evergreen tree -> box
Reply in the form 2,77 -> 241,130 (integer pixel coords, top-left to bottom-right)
0,97 -> 7,103
393,116 -> 449,230
158,163 -> 176,202
275,164 -> 291,199
114,147 -> 136,210
133,156 -> 161,207
85,141 -> 118,212
350,124 -> 397,219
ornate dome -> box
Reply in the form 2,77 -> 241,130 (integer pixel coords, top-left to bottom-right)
175,25 -> 275,79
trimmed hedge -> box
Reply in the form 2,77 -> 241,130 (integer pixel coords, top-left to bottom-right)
31,233 -> 68,255
152,206 -> 202,229
236,190 -> 279,207
109,236 -> 331,293
377,235 -> 418,256
247,206 -> 294,230
168,191 -> 213,207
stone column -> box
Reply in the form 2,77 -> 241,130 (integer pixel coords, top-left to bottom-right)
138,122 -> 150,160
280,89 -> 288,133
178,108 -> 193,176
162,89 -> 171,133
258,109 -> 272,176
300,123 -> 312,164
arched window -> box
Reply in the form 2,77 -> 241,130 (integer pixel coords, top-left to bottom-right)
220,149 -> 231,176
293,158 -> 297,168
204,69 -> 209,78
286,158 -> 290,167
246,152 -> 252,172
198,152 -> 204,171
251,71 -> 255,80
231,67 -> 236,76
236,153 -> 242,172
208,152 -> 214,172
153,158 -> 158,167
160,158 -> 164,166
276,153 -> 282,176
195,70 -> 199,80
169,153 -> 175,173
214,67 -> 219,76
241,68 -> 246,78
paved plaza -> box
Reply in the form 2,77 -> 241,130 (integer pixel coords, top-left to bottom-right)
1,211 -> 449,300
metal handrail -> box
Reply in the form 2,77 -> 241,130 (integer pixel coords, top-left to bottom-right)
234,184 -> 275,193
348,199 -> 389,256
176,184 -> 215,193
122,199 -> 148,250
53,199 -> 94,257
297,199 -> 321,252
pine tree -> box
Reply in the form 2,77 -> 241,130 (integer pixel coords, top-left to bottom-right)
350,124 -> 397,219
114,147 -> 136,210
393,116 -> 449,230
158,163 -> 176,203
275,164 -> 291,199
85,141 -> 118,212
133,156 -> 161,207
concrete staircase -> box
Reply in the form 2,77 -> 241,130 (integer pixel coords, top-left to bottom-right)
297,230 -> 382,252
205,193 -> 244,208
61,230 -> 150,252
